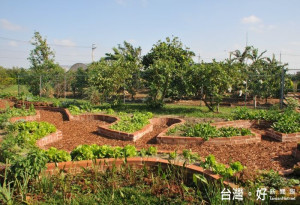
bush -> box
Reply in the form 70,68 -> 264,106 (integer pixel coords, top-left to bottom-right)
286,97 -> 299,111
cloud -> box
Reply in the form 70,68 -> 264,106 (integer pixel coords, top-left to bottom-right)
249,24 -> 276,33
0,19 -> 22,31
241,15 -> 261,24
241,15 -> 276,33
53,39 -> 76,47
8,41 -> 18,47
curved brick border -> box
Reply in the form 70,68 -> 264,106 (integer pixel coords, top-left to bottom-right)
9,110 -> 41,123
97,118 -> 153,141
44,157 -> 238,189
157,120 -> 262,145
36,130 -> 63,149
266,129 -> 300,142
97,117 -> 184,142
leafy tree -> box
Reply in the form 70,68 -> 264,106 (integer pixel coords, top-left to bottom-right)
87,59 -> 127,104
191,61 -> 232,112
27,32 -> 64,96
71,67 -> 88,96
104,41 -> 142,100
0,66 -> 16,91
142,37 -> 195,107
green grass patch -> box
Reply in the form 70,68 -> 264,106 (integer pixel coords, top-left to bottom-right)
1,84 -> 30,96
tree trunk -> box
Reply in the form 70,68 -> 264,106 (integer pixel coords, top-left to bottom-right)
254,95 -> 257,109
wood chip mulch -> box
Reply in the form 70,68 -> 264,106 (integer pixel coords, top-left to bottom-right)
39,110 -> 298,173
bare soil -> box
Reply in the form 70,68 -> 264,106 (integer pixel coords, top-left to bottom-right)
39,110 -> 298,173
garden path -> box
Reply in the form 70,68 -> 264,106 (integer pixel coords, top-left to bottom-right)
39,110 -> 298,173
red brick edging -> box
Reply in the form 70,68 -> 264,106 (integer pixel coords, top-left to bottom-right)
44,157 -> 238,189
9,110 -> 41,123
34,106 -> 154,142
265,129 -> 300,142
36,130 -> 63,149
157,120 -> 261,145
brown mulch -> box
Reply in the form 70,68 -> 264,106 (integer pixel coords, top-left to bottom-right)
39,110 -> 298,173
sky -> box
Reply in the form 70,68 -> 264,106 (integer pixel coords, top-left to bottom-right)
0,0 -> 300,72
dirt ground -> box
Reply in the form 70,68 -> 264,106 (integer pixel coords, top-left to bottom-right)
39,110 -> 298,173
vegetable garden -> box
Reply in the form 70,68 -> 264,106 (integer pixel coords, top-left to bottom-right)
0,33 -> 299,204
0,97 -> 299,204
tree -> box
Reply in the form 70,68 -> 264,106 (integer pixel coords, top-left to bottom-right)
27,32 -> 64,96
71,68 -> 88,97
104,41 -> 142,100
0,66 -> 16,91
142,37 -> 195,107
28,32 -> 55,73
191,61 -> 232,112
87,60 -> 126,104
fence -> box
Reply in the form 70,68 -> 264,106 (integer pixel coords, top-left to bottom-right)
0,69 -> 299,108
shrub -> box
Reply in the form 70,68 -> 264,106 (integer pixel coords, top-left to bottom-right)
286,97 -> 299,111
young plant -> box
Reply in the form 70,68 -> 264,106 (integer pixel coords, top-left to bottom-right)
46,147 -> 71,162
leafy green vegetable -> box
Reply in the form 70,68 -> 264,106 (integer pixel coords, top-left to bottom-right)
110,112 -> 153,133
45,147 -> 71,162
167,123 -> 253,140
146,146 -> 157,156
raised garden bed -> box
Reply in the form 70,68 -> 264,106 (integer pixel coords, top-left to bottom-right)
9,110 -> 41,123
98,119 -> 153,141
36,129 -> 63,149
266,129 -> 300,142
44,156 -> 237,189
157,120 -> 261,145
98,117 -> 183,141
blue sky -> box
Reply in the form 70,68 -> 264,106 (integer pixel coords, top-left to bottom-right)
0,0 -> 300,71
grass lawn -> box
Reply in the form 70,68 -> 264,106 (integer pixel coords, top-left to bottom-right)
1,84 -> 30,96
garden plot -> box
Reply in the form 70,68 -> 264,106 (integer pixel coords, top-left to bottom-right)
32,110 -> 297,174
157,120 -> 262,145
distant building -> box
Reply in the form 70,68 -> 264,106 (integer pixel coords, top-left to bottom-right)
68,63 -> 87,72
